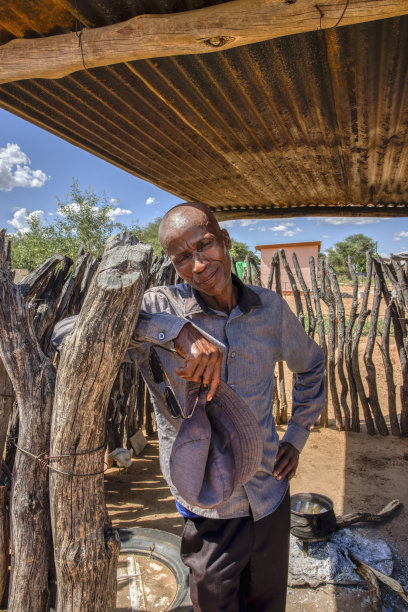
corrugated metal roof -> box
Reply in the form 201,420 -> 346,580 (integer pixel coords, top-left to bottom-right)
1,1 -> 407,218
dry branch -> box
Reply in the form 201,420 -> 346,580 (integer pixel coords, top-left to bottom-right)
50,232 -> 152,611
2,0 -> 407,84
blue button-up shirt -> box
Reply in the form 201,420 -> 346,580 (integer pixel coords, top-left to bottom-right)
129,275 -> 325,521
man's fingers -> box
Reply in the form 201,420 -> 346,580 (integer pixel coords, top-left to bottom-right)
273,445 -> 299,481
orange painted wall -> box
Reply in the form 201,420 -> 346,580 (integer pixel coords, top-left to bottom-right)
256,242 -> 320,292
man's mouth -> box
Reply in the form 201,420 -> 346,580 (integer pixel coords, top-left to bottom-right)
198,268 -> 218,286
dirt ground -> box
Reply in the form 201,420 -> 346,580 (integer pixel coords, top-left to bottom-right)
106,429 -> 408,611
105,284 -> 408,610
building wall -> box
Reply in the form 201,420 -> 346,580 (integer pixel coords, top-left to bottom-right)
259,244 -> 320,292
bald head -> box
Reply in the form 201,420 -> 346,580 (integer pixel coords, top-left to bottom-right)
159,202 -> 222,253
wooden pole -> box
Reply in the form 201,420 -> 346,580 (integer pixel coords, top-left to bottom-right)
310,256 -> 328,427
320,260 -> 343,430
279,249 -> 305,328
49,233 -> 152,611
373,258 -> 408,435
292,252 -> 316,337
351,253 -> 375,435
378,305 -> 401,436
1,0 -> 407,84
345,257 -> 360,432
0,230 -> 55,611
326,263 -> 350,430
364,273 -> 388,435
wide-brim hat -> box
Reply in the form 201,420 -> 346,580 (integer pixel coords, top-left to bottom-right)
170,380 -> 263,509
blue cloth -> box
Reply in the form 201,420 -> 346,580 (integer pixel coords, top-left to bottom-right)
175,500 -> 200,519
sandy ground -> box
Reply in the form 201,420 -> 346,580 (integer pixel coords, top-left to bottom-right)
105,428 -> 408,611
105,284 -> 408,610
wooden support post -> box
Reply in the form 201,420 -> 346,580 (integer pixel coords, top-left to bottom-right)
1,0 -> 408,84
49,232 -> 152,612
0,230 -> 55,611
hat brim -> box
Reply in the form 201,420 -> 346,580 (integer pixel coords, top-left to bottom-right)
170,381 -> 263,509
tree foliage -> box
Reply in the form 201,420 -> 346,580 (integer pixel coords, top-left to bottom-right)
229,239 -> 258,263
54,181 -> 122,259
130,217 -> 163,257
10,188 -> 259,272
327,233 -> 376,276
10,181 -> 122,270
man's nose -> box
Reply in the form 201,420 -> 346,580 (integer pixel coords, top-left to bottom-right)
192,253 -> 206,273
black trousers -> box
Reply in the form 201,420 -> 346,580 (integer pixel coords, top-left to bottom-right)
180,489 -> 290,612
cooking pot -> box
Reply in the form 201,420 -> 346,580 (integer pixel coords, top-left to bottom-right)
290,492 -> 337,541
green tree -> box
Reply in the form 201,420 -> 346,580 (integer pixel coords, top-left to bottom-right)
10,181 -> 122,270
327,233 -> 376,276
130,217 -> 163,257
229,239 -> 257,262
55,181 -> 122,259
10,213 -> 60,271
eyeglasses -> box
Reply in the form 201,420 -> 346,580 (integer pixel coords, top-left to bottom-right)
148,347 -> 205,419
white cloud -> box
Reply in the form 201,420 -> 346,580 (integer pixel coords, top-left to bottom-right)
108,207 -> 132,220
146,196 -> 157,205
269,222 -> 302,237
220,220 -> 236,229
0,143 -> 49,191
8,208 -> 45,233
313,217 -> 381,226
394,231 -> 408,241
322,234 -> 329,238
240,220 -> 259,227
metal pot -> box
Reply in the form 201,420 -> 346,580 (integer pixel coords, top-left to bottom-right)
290,492 -> 337,542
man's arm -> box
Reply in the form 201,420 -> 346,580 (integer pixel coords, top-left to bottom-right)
273,297 -> 325,480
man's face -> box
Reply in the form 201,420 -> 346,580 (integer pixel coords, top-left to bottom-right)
165,222 -> 232,299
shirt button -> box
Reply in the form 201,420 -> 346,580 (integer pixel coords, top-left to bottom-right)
230,384 -> 235,389
158,332 -> 165,340
231,351 -> 236,358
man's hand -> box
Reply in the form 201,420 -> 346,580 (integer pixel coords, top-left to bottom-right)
173,323 -> 222,401
273,442 -> 299,481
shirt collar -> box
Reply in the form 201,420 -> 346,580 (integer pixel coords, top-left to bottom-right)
183,274 -> 262,317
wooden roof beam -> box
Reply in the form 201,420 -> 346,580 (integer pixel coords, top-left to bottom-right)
1,0 -> 408,84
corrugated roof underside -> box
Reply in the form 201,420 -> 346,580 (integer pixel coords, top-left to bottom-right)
0,1 -> 407,217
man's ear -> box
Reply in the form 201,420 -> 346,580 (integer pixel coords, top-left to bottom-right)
221,228 -> 232,250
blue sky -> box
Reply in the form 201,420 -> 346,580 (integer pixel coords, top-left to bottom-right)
1,107 -> 407,257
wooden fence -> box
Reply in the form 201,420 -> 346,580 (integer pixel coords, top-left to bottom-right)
1,233 -> 407,609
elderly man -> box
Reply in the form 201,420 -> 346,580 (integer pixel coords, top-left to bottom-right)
131,202 -> 324,611
53,201 -> 324,611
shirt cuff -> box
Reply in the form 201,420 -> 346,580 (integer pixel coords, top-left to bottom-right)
281,422 -> 310,453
